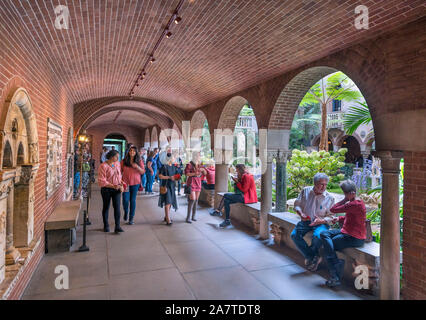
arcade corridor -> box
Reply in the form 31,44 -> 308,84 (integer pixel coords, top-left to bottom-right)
23,186 -> 366,300
0,0 -> 425,301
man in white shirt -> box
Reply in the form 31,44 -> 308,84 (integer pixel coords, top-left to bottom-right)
291,173 -> 335,271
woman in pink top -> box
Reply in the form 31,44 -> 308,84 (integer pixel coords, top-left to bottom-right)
98,150 -> 125,233
319,180 -> 366,287
184,151 -> 206,223
202,161 -> 215,190
121,146 -> 145,225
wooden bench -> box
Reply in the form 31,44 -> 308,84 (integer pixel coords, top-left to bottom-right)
217,192 -> 381,296
44,200 -> 82,253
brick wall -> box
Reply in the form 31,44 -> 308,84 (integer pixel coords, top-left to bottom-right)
0,2 -> 75,297
87,125 -> 145,165
403,151 -> 426,300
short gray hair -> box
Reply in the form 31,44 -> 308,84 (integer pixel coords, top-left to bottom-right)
313,173 -> 329,184
340,180 -> 357,194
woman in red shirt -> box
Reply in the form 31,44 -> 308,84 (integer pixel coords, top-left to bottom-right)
184,152 -> 206,223
211,164 -> 257,228
202,161 -> 215,190
121,146 -> 145,225
320,180 -> 366,287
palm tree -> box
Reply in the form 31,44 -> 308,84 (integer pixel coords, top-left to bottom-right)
343,101 -> 374,143
300,72 -> 362,151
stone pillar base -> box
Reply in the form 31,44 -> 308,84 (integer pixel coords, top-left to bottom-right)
0,265 -> 4,284
270,223 -> 284,245
5,247 -> 21,265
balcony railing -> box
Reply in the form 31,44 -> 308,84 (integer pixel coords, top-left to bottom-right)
236,116 -> 255,129
327,112 -> 344,129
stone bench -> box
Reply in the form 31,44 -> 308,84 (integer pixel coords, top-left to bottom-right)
199,187 -> 215,207
268,211 -> 380,296
44,200 -> 82,253
217,192 -> 261,232
217,192 -> 380,296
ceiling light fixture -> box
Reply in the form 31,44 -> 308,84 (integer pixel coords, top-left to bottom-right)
128,0 -> 185,98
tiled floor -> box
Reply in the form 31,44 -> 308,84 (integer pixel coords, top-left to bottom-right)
23,185 -> 372,300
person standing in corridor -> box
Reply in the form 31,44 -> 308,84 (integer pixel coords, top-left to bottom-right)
121,146 -> 145,225
98,150 -> 126,234
145,150 -> 156,194
158,151 -> 179,225
184,152 -> 207,223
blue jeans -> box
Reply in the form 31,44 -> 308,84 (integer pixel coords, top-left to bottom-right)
177,180 -> 181,194
122,184 -> 139,221
320,229 -> 364,275
73,172 -> 80,196
153,168 -> 158,183
141,173 -> 146,189
222,193 -> 244,221
146,170 -> 154,193
291,220 -> 329,260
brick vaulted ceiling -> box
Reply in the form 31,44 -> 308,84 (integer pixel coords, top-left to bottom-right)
1,0 -> 425,129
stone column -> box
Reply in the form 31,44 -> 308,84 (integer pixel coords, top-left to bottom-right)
214,164 -> 229,208
373,150 -> 403,300
275,150 -> 290,212
259,151 -> 273,239
0,180 -> 10,284
213,128 -> 233,208
5,183 -> 20,265
13,165 -> 37,247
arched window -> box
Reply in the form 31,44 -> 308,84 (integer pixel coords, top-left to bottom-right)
2,141 -> 13,168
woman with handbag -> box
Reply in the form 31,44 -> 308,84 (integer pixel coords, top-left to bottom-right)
158,152 -> 179,225
184,152 -> 207,223
98,150 -> 126,234
121,146 -> 145,225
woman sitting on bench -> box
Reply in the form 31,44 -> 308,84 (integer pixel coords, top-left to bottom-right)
320,180 -> 366,287
210,164 -> 257,228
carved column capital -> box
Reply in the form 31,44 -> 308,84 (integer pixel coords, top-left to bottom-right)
372,150 -> 403,174
276,149 -> 291,163
266,150 -> 276,163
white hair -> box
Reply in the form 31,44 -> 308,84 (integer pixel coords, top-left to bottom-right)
313,173 -> 329,184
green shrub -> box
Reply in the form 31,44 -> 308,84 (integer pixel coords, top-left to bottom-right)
287,148 -> 348,193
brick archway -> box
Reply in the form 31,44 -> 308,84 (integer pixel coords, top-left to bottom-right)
80,106 -> 172,134
217,96 -> 251,131
190,109 -> 211,152
267,39 -> 386,133
151,127 -> 159,149
74,97 -> 186,139
190,110 -> 209,135
268,66 -> 338,130
144,129 -> 151,148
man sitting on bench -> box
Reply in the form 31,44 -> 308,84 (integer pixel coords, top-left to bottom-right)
291,173 -> 335,272
210,164 -> 257,228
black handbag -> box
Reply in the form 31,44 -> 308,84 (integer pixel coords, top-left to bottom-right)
160,166 -> 169,195
184,183 -> 192,195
